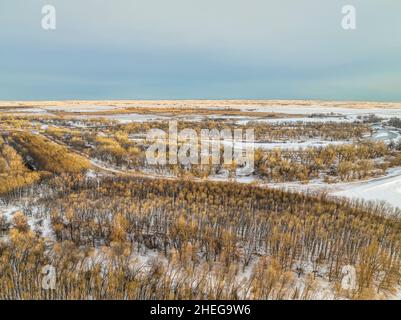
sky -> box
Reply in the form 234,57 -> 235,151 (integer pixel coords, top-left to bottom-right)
0,0 -> 401,101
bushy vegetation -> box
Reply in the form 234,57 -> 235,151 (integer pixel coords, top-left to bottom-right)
8,132 -> 91,174
1,113 -> 401,300
1,174 -> 401,299
255,141 -> 397,183
389,117 -> 401,128
40,118 -> 396,183
0,138 -> 41,194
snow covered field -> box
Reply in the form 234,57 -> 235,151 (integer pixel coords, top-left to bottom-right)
3,100 -> 401,118
237,105 -> 401,118
263,167 -> 401,211
332,168 -> 401,210
81,113 -> 170,123
42,104 -> 120,113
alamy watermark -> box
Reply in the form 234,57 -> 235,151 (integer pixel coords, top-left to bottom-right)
342,5 -> 356,30
41,5 -> 56,30
145,121 -> 255,176
40,4 -> 357,32
341,265 -> 357,290
41,265 -> 56,290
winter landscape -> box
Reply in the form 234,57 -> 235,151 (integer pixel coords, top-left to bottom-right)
2,0 -> 401,307
1,100 -> 401,299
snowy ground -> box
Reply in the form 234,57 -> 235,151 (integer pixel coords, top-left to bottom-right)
332,167 -> 401,210
82,113 -> 170,123
0,203 -> 55,240
236,104 -> 401,118
42,104 -> 120,113
371,128 -> 401,143
236,116 -> 353,125
3,101 -> 401,122
0,205 -> 20,222
263,167 -> 401,211
222,139 -> 353,150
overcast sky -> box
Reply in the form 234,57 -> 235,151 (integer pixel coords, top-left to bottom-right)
0,0 -> 400,101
